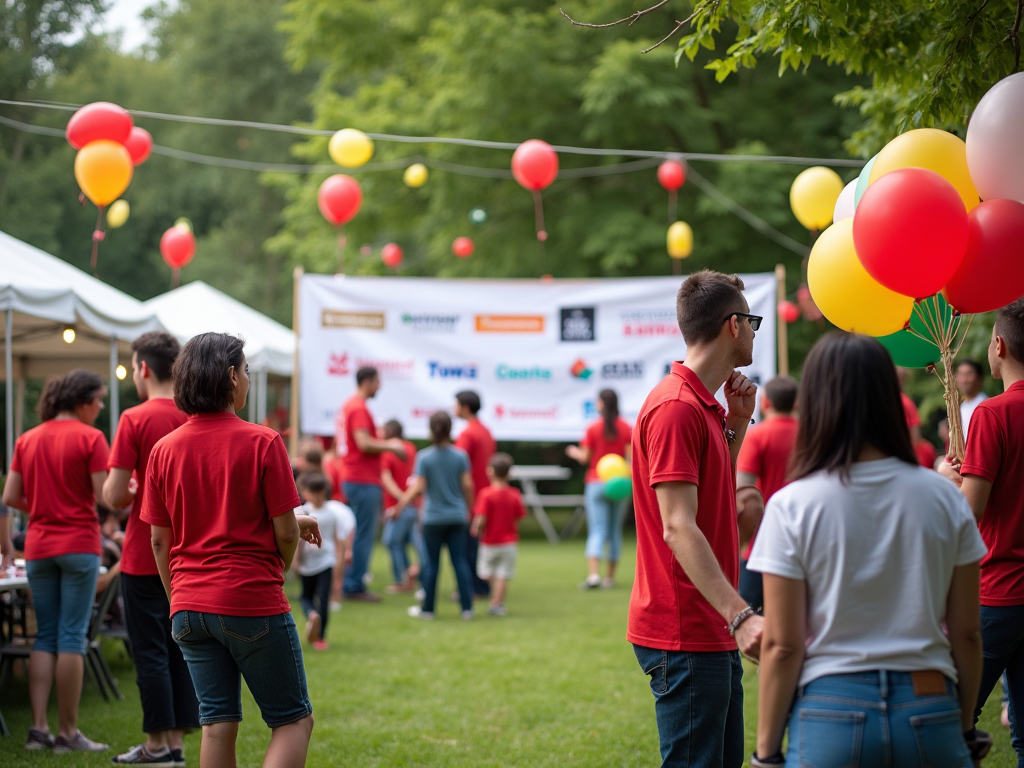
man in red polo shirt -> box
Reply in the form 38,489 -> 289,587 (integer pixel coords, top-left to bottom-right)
736,375 -> 799,611
940,299 -> 1024,761
454,390 -> 496,599
630,270 -> 762,768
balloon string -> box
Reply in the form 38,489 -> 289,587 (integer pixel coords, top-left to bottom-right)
90,205 -> 105,276
335,225 -> 346,274
171,267 -> 180,289
913,302 -> 941,348
532,189 -> 546,238
667,189 -> 677,224
952,313 -> 974,358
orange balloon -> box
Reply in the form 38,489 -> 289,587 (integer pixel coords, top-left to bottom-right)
74,140 -> 133,206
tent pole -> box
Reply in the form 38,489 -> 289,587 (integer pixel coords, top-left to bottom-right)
248,370 -> 258,423
109,336 -> 120,439
258,370 -> 268,424
5,309 -> 12,469
289,267 -> 303,456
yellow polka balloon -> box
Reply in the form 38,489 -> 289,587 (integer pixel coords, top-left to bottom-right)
667,221 -> 693,258
328,128 -> 373,168
790,167 -> 844,231
404,163 -> 429,188
869,128 -> 979,212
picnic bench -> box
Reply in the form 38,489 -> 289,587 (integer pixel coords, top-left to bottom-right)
508,465 -> 586,544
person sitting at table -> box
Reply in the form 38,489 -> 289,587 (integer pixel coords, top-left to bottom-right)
2,369 -> 111,754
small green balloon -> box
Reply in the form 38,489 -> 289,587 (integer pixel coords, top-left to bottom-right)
604,476 -> 632,501
174,217 -> 194,233
853,154 -> 877,208
878,294 -> 952,368
469,207 -> 487,224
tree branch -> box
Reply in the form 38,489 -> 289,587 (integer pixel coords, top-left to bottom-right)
1012,0 -> 1023,71
559,0 -> 671,29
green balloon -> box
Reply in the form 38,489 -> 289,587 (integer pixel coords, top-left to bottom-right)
853,154 -> 877,208
877,294 -> 952,368
604,476 -> 632,501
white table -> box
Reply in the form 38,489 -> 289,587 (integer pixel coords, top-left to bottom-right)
0,574 -> 30,736
509,465 -> 586,544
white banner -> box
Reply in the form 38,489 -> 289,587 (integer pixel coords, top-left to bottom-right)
299,274 -> 777,441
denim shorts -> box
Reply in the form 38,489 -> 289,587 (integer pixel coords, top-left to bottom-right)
171,610 -> 312,728
26,553 -> 100,655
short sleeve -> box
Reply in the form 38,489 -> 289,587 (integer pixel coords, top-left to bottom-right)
348,405 -> 373,433
961,404 -> 1001,483
108,413 -> 139,470
89,432 -> 110,474
473,489 -> 488,517
413,451 -> 425,478
262,435 -> 302,518
747,496 -> 806,579
9,437 -> 23,473
580,422 -> 597,449
644,400 -> 705,487
455,430 -> 473,453
457,449 -> 471,474
736,428 -> 763,476
140,454 -> 171,527
902,394 -> 921,428
953,493 -> 989,566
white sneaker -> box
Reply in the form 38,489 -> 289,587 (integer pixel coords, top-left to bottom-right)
580,574 -> 601,590
407,605 -> 434,620
461,610 -> 474,620
601,577 -> 615,589
414,588 -> 425,601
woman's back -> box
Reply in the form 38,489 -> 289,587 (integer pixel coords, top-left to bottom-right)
414,444 -> 470,524
750,457 -> 986,686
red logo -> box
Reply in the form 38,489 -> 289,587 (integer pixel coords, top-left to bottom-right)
328,352 -> 350,376
492,404 -> 557,420
494,404 -> 506,419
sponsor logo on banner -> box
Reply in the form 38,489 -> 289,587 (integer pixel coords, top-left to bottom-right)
322,310 -> 386,331
428,361 -> 478,379
475,314 -> 546,333
620,308 -> 680,337
327,353 -> 414,379
583,400 -> 598,420
601,361 -> 645,380
401,313 -> 460,333
570,358 -> 593,380
559,307 -> 596,342
411,406 -> 446,419
493,404 -> 560,421
328,353 -> 351,377
496,364 -> 552,381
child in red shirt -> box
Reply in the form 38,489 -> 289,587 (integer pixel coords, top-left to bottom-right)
470,453 -> 526,616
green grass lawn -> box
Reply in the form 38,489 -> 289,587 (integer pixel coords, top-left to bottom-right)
0,539 -> 1015,766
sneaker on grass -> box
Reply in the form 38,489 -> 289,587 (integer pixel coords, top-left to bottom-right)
111,744 -> 175,765
53,730 -> 108,753
312,639 -> 329,651
25,727 -> 55,750
580,574 -> 601,590
488,605 -> 507,617
461,610 -> 474,620
407,605 -> 434,620
169,748 -> 185,767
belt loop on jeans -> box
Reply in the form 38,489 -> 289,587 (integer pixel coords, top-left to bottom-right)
879,670 -> 889,699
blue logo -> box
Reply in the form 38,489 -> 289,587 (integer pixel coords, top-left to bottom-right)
428,361 -> 478,379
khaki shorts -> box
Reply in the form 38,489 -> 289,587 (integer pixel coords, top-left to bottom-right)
477,543 -> 518,580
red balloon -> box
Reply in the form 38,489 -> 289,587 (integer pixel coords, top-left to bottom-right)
382,243 -> 403,267
124,127 -> 152,166
944,199 -> 1024,314
66,102 -> 133,150
511,140 -> 558,191
452,237 -> 474,258
852,168 -> 969,299
657,160 -> 686,191
317,175 -> 362,226
778,300 -> 800,323
160,226 -> 196,269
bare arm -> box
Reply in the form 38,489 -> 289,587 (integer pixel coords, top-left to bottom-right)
565,444 -> 592,466
946,562 -> 983,731
656,481 -> 763,658
1,471 -> 28,512
461,470 -> 475,520
381,468 -> 405,517
0,513 -> 14,569
390,475 -> 426,515
151,525 -> 173,601
90,471 -> 107,509
756,574 -> 807,758
103,467 -> 135,509
735,471 -> 764,549
961,476 -> 993,523
272,510 -> 301,571
353,428 -> 406,458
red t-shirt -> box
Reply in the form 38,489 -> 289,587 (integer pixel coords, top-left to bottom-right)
337,395 -> 381,486
11,420 -> 109,560
108,398 -> 188,576
628,362 -> 738,652
736,415 -> 798,558
581,418 -> 633,483
474,485 -> 526,545
382,440 -> 418,508
915,439 -> 937,469
141,413 -> 302,617
960,381 -> 1024,606
323,456 -> 346,503
902,393 -> 921,428
455,419 -> 497,496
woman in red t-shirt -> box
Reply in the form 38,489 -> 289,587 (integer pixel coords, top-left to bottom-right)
2,370 -> 110,753
566,389 -> 632,589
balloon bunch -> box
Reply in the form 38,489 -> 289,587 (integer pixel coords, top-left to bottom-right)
66,102 -> 152,274
807,73 -> 1024,460
595,454 -> 632,501
160,219 -> 197,288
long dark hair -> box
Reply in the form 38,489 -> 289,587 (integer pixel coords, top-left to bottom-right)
429,411 -> 452,444
599,389 -> 619,440
38,370 -> 103,421
789,333 -> 917,482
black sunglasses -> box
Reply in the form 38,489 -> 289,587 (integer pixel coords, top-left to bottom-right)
723,312 -> 762,332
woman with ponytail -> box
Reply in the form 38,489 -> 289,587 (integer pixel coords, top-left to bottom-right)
2,370 -> 110,753
388,410 -> 475,620
567,389 -> 632,589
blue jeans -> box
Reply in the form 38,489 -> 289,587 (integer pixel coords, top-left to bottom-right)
171,610 -> 312,728
633,645 -> 743,768
26,553 -> 100,655
342,482 -> 382,594
382,506 -> 427,584
786,671 -> 971,767
584,482 -> 628,561
976,604 -> 1024,764
421,522 -> 473,614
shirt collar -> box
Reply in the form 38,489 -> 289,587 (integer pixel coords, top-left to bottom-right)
1006,381 -> 1024,394
671,362 -> 727,420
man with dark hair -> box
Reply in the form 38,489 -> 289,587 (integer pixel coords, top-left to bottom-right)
336,366 -> 406,602
736,375 -> 799,612
942,299 -> 1024,763
957,357 -> 988,437
103,331 -> 198,765
630,269 -> 762,768
454,389 -> 496,599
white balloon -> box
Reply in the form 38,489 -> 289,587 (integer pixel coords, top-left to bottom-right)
967,72 -> 1024,203
832,179 -> 857,223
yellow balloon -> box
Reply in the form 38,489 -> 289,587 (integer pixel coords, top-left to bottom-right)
869,128 -> 979,212
106,199 -> 130,229
596,454 -> 630,482
404,163 -> 429,188
74,140 -> 133,207
667,221 -> 693,258
790,167 -> 844,230
328,128 -> 373,168
807,218 -> 914,336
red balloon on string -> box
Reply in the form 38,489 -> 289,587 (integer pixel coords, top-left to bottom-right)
852,168 -> 969,299
160,225 -> 196,269
511,140 -> 558,191
778,300 -> 800,323
944,199 -> 1024,314
452,237 -> 474,258
317,175 -> 362,226
382,243 -> 403,267
66,102 -> 133,149
657,160 -> 686,191
124,127 -> 152,166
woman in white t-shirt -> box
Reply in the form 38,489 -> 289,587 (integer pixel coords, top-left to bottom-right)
749,333 -> 989,768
